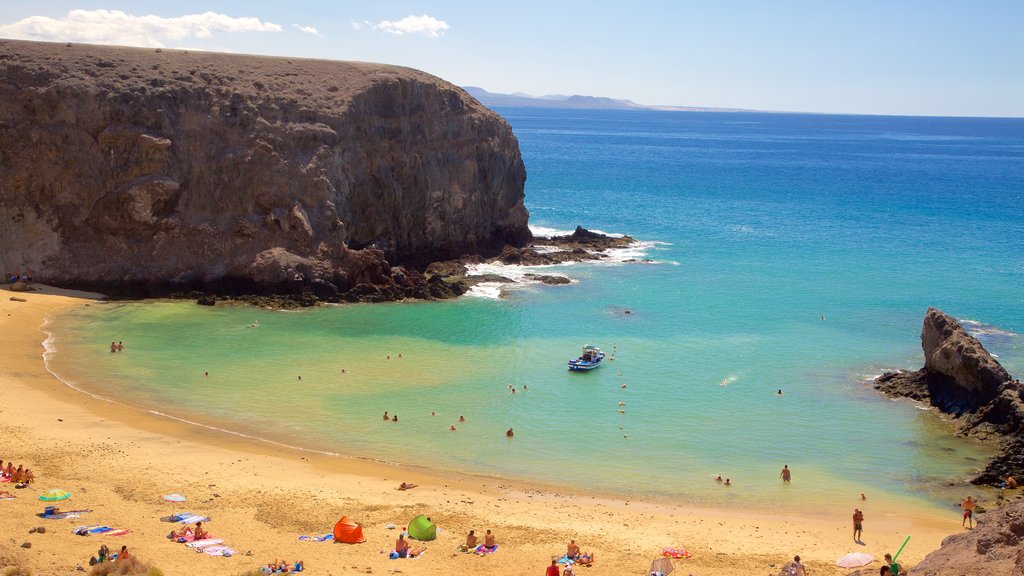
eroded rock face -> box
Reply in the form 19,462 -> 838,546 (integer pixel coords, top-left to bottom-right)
907,497 -> 1024,576
921,308 -> 1011,411
0,40 -> 530,299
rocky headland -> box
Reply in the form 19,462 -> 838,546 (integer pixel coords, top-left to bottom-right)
1,39 -> 533,303
874,308 -> 1023,486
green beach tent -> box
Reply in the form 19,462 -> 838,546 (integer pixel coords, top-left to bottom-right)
406,514 -> 436,541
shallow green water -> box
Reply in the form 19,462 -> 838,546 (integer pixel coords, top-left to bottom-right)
41,110 -> 1023,510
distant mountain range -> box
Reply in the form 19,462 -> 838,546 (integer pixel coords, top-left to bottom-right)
462,86 -> 751,112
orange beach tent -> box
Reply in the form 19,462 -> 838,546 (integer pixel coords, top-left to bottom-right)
333,516 -> 366,544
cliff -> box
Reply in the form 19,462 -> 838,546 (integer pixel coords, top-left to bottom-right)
875,308 -> 1023,485
907,497 -> 1024,576
0,39 -> 531,300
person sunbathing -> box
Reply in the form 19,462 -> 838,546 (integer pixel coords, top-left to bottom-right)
577,551 -> 595,566
22,469 -> 34,484
566,539 -> 581,560
480,529 -> 496,551
11,466 -> 23,483
465,530 -> 478,549
169,521 -> 207,540
0,490 -> 14,499
115,545 -> 131,563
395,533 -> 410,558
4,462 -> 14,478
398,482 -> 417,490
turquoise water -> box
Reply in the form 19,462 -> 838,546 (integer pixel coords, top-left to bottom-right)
45,110 -> 1023,509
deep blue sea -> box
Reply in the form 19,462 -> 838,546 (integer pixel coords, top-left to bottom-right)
46,110 -> 1024,510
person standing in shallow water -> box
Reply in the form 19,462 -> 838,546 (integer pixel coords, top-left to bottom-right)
780,464 -> 791,483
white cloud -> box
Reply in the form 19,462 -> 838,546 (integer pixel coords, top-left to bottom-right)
354,15 -> 448,38
0,9 -> 282,48
292,24 -> 319,36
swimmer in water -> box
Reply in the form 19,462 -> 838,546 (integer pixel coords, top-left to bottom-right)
777,389 -> 783,395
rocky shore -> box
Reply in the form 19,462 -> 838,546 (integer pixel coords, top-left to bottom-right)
149,225 -> 636,307
874,308 -> 1023,486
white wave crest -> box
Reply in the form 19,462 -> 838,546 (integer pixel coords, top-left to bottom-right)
959,318 -> 1018,338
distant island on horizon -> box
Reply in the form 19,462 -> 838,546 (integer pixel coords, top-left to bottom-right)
462,86 -> 753,112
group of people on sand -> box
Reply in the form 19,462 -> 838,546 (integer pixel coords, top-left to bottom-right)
109,341 -> 125,353
545,539 -> 594,575
88,544 -> 131,566
0,459 -> 35,486
392,531 -> 427,558
454,528 -> 498,554
265,559 -> 304,573
168,521 -> 209,541
5,270 -> 33,284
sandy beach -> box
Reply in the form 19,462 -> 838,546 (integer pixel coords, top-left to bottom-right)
0,285 -> 963,576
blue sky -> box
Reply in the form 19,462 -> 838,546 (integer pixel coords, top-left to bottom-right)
1,1 -> 1022,117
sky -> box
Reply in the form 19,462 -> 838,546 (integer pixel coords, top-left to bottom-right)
1,1 -> 1022,117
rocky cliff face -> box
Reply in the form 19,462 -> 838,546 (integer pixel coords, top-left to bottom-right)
907,496 -> 1024,576
0,39 -> 531,299
875,308 -> 1023,485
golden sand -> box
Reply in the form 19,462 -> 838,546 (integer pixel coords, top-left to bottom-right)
0,285 -> 959,575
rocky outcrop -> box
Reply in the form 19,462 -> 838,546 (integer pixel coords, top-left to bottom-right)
905,497 -> 1024,576
0,39 -> 530,301
875,308 -> 1023,485
494,226 -> 636,266
423,226 -> 636,293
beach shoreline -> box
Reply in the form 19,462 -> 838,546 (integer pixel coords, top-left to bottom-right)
1,285 -> 965,575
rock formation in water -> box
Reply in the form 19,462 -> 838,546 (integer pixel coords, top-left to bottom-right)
0,39 -> 531,302
875,307 -> 1023,485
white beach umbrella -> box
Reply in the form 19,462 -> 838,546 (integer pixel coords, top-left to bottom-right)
836,552 -> 873,568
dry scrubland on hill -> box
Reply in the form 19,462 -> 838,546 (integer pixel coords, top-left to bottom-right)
0,39 -> 530,299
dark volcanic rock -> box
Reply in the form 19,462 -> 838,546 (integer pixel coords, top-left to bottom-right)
921,308 -> 1011,412
525,274 -> 571,285
874,308 -> 1022,486
907,497 -> 1024,576
0,39 -> 530,301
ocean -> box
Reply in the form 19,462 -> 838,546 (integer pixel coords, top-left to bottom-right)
43,109 -> 1023,511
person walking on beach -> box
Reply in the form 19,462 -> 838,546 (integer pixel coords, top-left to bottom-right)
780,464 -> 791,483
852,508 -> 864,543
962,495 -> 976,528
